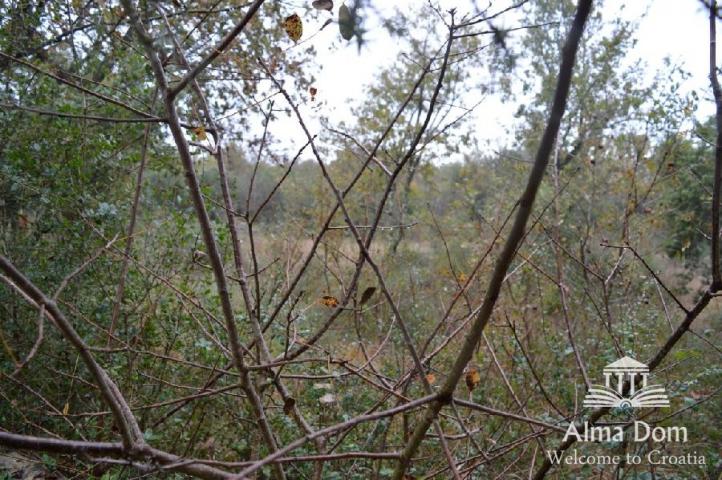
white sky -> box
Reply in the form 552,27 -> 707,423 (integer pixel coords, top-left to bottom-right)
268,0 -> 715,157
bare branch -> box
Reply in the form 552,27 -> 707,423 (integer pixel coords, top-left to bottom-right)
392,1 -> 593,477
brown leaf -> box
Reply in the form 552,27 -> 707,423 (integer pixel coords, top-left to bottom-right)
465,367 -> 481,391
359,286 -> 376,305
425,373 -> 436,385
320,295 -> 339,307
282,13 -> 303,42
283,397 -> 296,415
309,86 -> 318,100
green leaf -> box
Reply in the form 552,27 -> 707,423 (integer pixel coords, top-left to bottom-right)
338,4 -> 354,40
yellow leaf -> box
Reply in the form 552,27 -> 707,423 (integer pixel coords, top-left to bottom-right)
465,367 -> 481,391
192,126 -> 207,140
320,295 -> 339,307
62,402 -> 70,416
282,13 -> 303,43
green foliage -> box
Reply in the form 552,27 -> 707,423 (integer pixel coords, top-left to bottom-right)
661,119 -> 716,262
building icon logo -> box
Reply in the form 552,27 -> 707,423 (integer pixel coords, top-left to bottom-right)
582,356 -> 670,408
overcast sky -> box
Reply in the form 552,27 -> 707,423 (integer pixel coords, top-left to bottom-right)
268,0 -> 714,157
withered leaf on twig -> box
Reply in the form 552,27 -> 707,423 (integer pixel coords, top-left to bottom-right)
282,13 -> 303,42
192,126 -> 207,140
465,367 -> 481,391
320,295 -> 339,307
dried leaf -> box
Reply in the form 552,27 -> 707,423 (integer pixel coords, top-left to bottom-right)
359,286 -> 376,305
312,0 -> 333,11
338,4 -> 354,40
282,13 -> 303,43
320,295 -> 339,307
425,373 -> 436,385
309,86 -> 318,100
283,397 -> 296,415
62,402 -> 70,416
465,367 -> 481,391
192,126 -> 207,140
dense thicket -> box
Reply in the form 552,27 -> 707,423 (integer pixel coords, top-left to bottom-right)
0,1 -> 720,479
